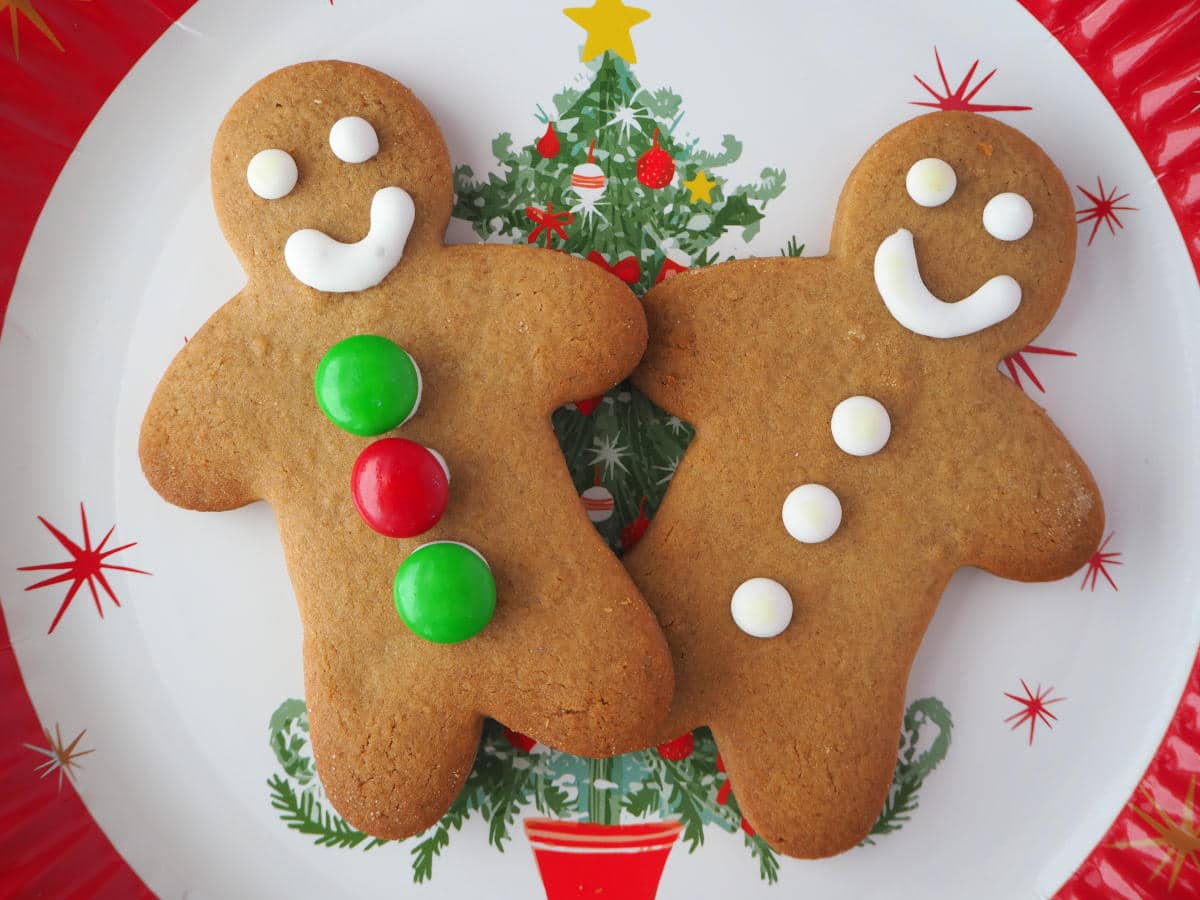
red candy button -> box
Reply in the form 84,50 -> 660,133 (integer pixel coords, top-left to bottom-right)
351,438 -> 449,538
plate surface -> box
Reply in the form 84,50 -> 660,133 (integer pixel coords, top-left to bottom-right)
1,1 -> 1198,897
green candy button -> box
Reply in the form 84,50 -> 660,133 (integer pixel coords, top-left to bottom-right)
314,335 -> 421,436
394,542 -> 496,644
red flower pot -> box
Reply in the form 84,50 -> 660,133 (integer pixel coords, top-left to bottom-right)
524,818 -> 684,900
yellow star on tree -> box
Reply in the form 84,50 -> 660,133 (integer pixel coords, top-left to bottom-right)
683,170 -> 718,204
563,0 -> 651,64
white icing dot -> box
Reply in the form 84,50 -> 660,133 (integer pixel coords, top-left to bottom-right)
782,484 -> 842,544
831,396 -> 891,457
246,149 -> 298,200
983,192 -> 1034,241
905,158 -> 956,208
329,116 -> 379,163
730,578 -> 793,638
426,447 -> 450,482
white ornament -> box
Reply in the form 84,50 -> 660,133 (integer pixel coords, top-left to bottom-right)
831,396 -> 891,457
284,186 -> 414,292
329,116 -> 379,164
782,484 -> 842,544
905,158 -> 956,208
581,485 -> 615,523
571,162 -> 607,202
874,228 -> 1020,338
246,149 -> 298,200
983,192 -> 1034,241
730,578 -> 793,638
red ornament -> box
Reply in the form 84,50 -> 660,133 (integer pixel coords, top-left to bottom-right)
655,256 -> 688,284
741,817 -> 757,837
586,250 -> 641,285
575,396 -> 604,416
536,121 -> 560,159
351,438 -> 449,538
655,731 -> 695,761
637,128 -> 675,190
621,497 -> 651,551
504,727 -> 537,753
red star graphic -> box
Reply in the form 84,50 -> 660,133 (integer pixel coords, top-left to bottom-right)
17,503 -> 150,634
1081,531 -> 1121,592
1004,680 -> 1064,745
1002,344 -> 1077,394
911,47 -> 1032,113
1076,178 -> 1136,245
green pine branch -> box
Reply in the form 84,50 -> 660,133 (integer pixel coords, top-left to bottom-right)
410,788 -> 473,883
267,774 -> 387,851
780,236 -> 805,257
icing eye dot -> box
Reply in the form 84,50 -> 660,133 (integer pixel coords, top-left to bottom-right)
782,484 -> 842,544
330,116 -> 379,163
831,396 -> 891,457
730,577 -> 793,638
246,149 -> 298,200
905,158 -> 957,208
983,192 -> 1034,241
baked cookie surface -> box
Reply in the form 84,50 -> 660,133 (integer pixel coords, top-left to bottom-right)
139,61 -> 672,840
626,111 -> 1103,858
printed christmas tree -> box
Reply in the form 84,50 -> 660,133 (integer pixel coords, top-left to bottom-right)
454,49 -> 789,552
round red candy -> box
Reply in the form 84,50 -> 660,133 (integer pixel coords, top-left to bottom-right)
351,438 -> 449,538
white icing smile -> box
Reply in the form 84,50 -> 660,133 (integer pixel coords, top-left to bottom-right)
284,186 -> 415,293
873,228 -> 1020,339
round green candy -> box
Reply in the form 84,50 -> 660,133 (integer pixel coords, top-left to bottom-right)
314,335 -> 421,436
394,542 -> 496,644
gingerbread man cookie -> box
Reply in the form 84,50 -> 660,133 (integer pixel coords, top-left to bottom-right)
625,111 -> 1104,857
139,61 -> 672,839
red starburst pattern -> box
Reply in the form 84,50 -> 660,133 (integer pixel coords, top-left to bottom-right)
1004,680 -> 1065,745
1081,531 -> 1121,592
1076,178 -> 1136,245
1002,344 -> 1077,394
911,47 -> 1033,113
17,503 -> 150,634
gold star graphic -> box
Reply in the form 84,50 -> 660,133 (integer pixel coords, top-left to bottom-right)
1108,778 -> 1200,892
2,0 -> 89,60
683,170 -> 717,204
563,0 -> 650,64
23,723 -> 95,792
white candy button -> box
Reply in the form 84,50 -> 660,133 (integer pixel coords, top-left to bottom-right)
782,484 -> 842,544
831,396 -> 891,457
731,577 -> 793,638
246,149 -> 298,200
905,158 -> 956,208
330,116 -> 380,164
983,192 -> 1034,241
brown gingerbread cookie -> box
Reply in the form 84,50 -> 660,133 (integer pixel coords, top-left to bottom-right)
139,61 -> 673,840
625,111 -> 1104,857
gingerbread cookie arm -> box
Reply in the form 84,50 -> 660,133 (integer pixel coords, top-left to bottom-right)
441,244 -> 648,410
636,261 -> 767,423
952,374 -> 1105,581
139,293 -> 267,511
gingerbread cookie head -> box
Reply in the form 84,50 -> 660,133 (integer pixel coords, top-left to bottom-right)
832,111 -> 1075,358
211,60 -> 451,289
626,111 -> 1102,858
141,61 -> 671,841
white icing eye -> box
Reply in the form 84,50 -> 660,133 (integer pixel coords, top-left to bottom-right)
983,192 -> 1034,241
782,484 -> 842,544
831,396 -> 891,456
330,116 -> 379,163
905,158 -> 956,208
246,149 -> 298,200
731,577 -> 793,638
